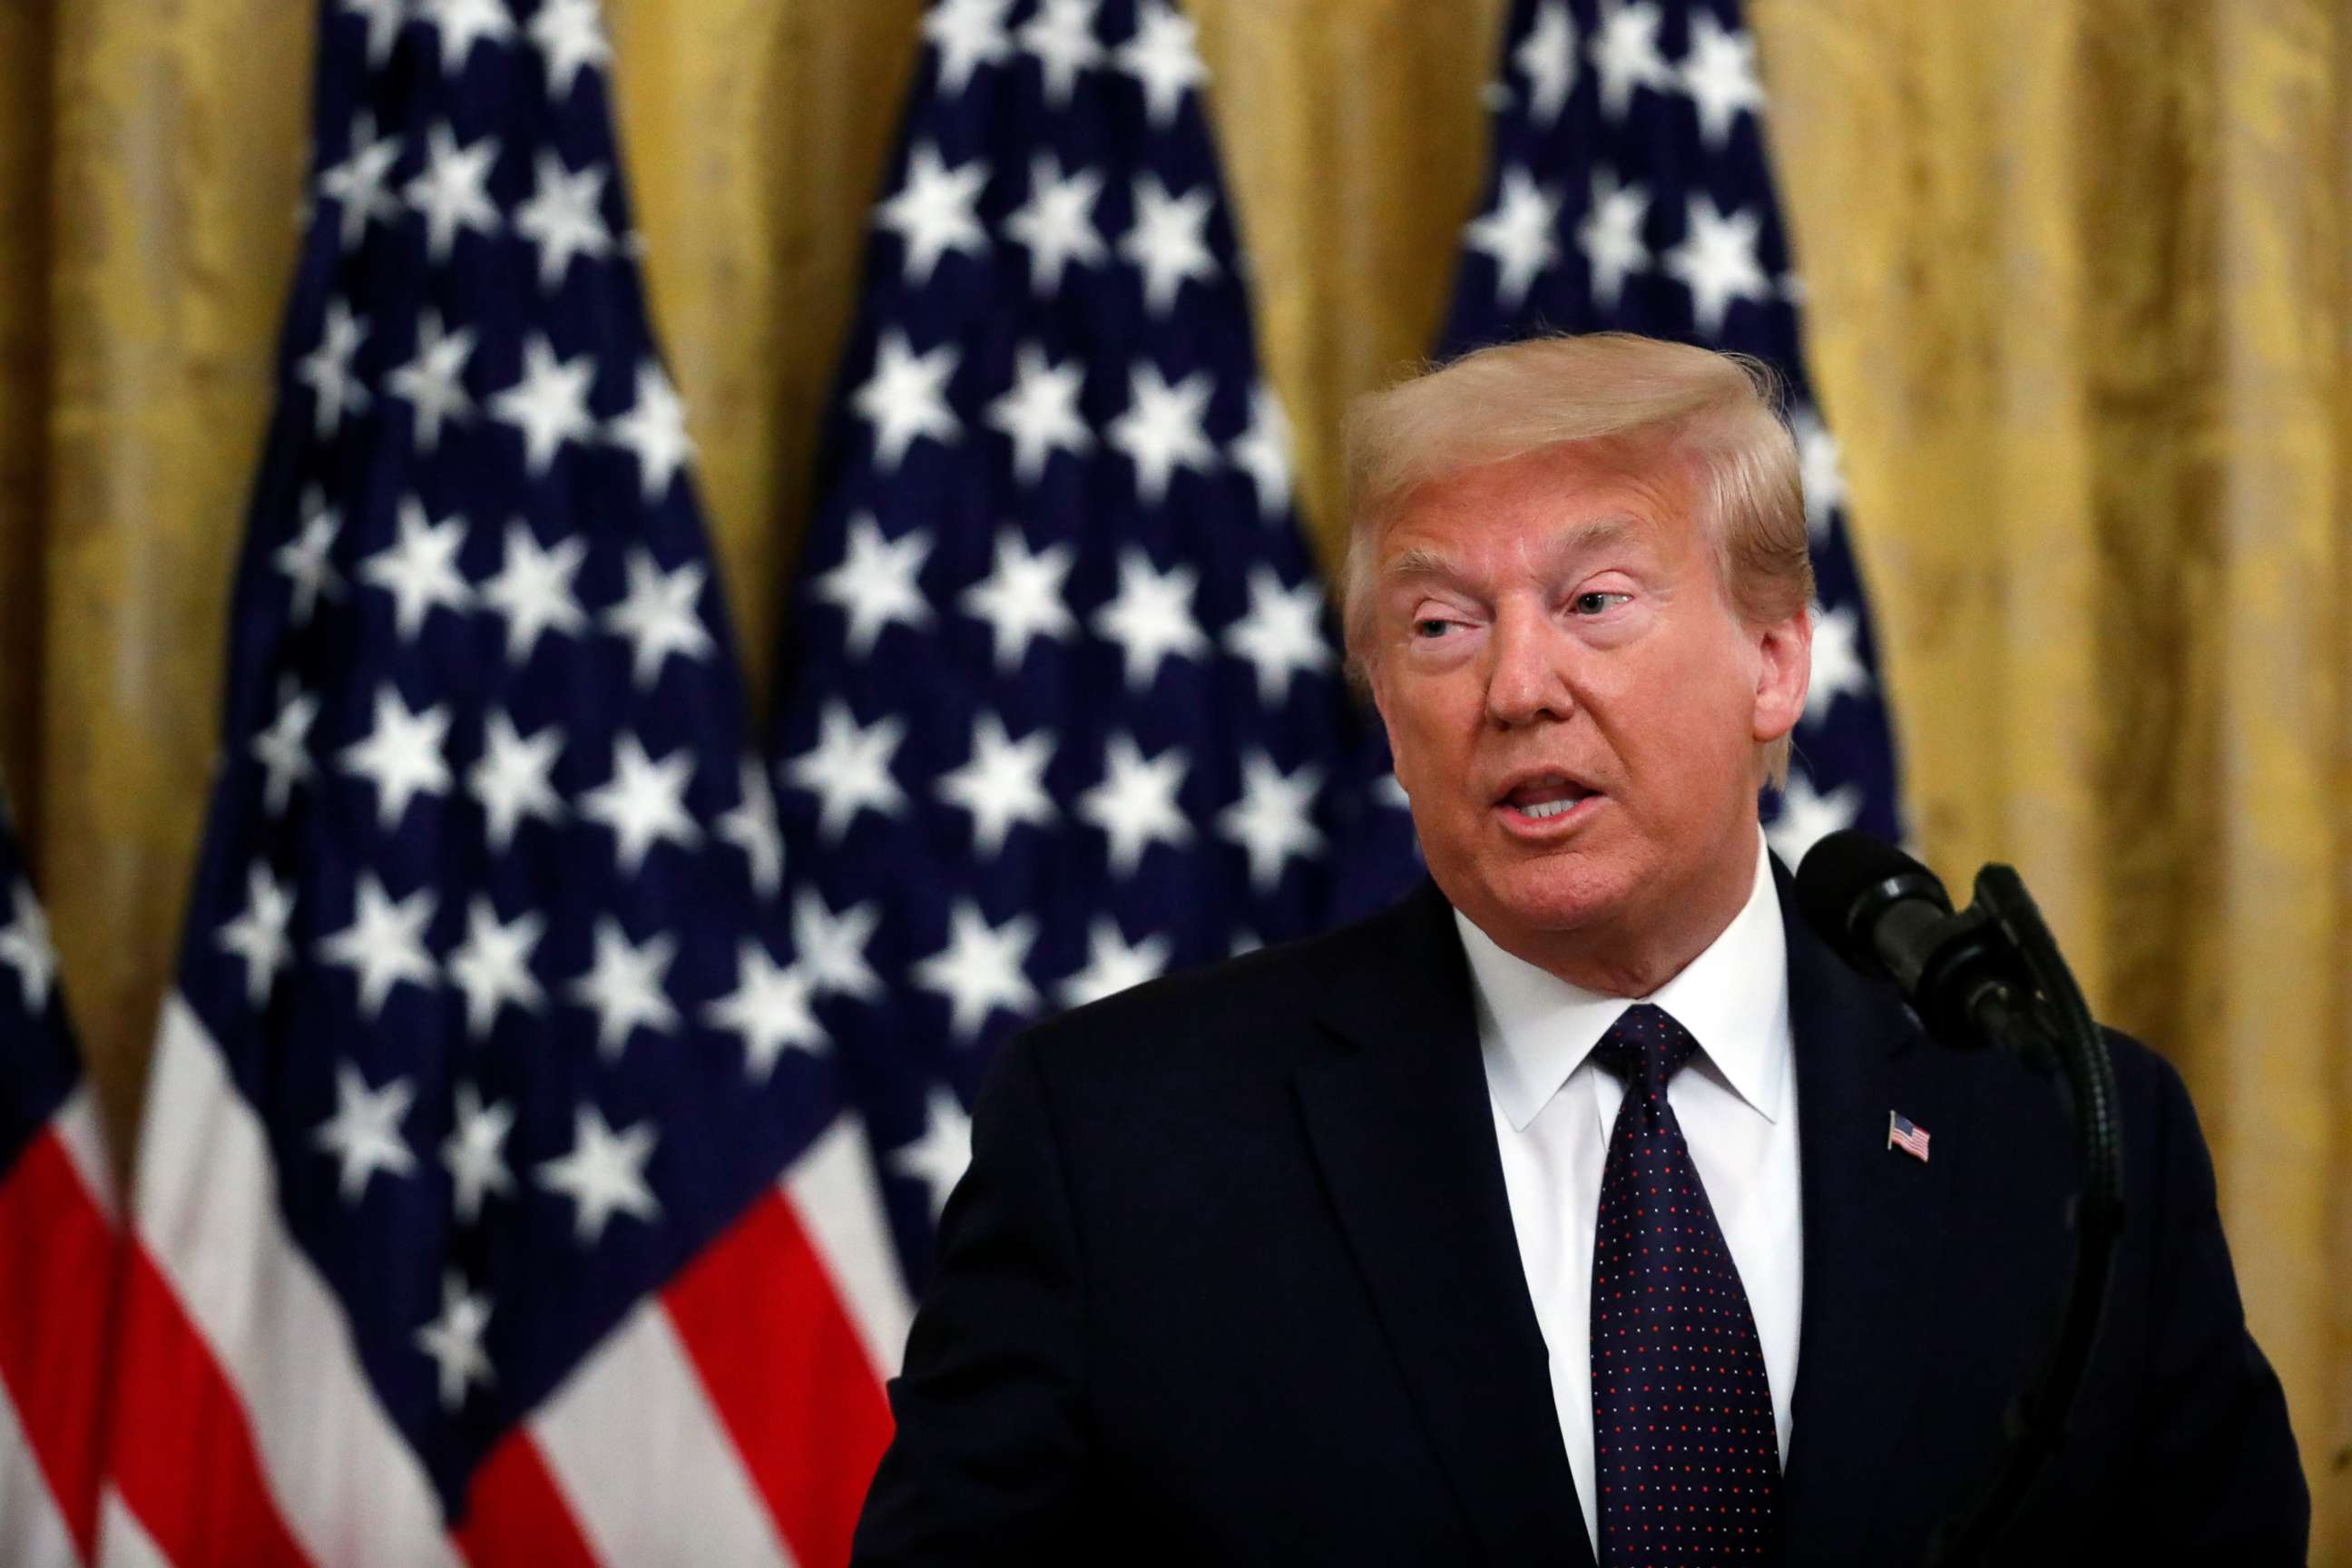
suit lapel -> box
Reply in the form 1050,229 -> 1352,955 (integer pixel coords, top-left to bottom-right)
1775,864 -> 1955,1561
1295,882 -> 1593,1567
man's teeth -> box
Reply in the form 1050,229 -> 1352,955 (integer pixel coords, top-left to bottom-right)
1520,796 -> 1583,819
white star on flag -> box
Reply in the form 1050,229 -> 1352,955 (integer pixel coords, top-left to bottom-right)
603,550 -> 716,688
1662,194 -> 1770,336
338,683 -> 454,830
312,1062 -> 418,1202
1589,0 -> 1676,120
386,309 -> 479,450
346,0 -> 407,64
815,514 -> 936,658
216,863 -> 296,1007
1766,769 -> 1864,865
446,896 -> 548,1038
1218,751 -> 1327,892
1805,603 -> 1872,722
361,498 -> 473,642
1514,1 -> 1578,126
1077,733 -> 1193,877
1018,0 -> 1103,106
961,527 -> 1078,671
272,492 -> 345,626
1223,565 -> 1337,705
514,151 -> 612,290
703,942 -> 827,1083
914,901 -> 1040,1042
793,889 -> 883,1002
0,881 -> 58,1013
1112,0 -> 1208,128
1466,168 -> 1563,310
1004,153 -> 1108,293
1057,916 -> 1171,1008
481,520 -> 589,664
580,735 -> 703,876
528,0 -> 611,99
566,916 -> 680,1060
297,300 -> 370,436
407,124 -> 502,263
251,687 -> 321,815
986,342 -> 1094,484
535,1103 -> 662,1245
892,1088 -> 974,1221
319,112 -> 401,250
716,759 -> 785,897
607,360 -> 695,501
490,332 -> 597,475
1578,169 -> 1651,309
853,329 -> 962,472
469,711 -> 567,852
1119,174 -> 1218,315
924,0 -> 1014,94
416,0 -> 514,73
784,701 -> 909,842
1792,402 -> 1847,539
1681,14 -> 1765,149
415,1272 -> 495,1411
1093,546 -> 1209,689
1229,385 -> 1294,524
874,142 -> 992,285
315,873 -> 438,1020
440,1083 -> 516,1223
936,712 -> 1058,857
1106,361 -> 1217,505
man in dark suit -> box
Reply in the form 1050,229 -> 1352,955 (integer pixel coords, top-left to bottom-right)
853,334 -> 2308,1563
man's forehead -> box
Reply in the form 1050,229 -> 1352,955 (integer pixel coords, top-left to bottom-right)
1380,513 -> 1648,581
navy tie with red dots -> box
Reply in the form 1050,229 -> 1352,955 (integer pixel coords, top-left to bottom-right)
1589,1004 -> 1780,1564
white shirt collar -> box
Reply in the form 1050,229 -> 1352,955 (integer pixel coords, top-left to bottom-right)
1458,832 -> 1789,1132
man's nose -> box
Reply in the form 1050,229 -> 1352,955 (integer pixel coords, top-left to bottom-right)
1483,603 -> 1574,727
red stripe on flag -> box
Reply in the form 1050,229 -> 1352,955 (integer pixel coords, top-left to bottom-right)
453,1430 -> 602,1568
106,1243 -> 313,1568
0,1126 -> 117,1559
664,1189 -> 896,1568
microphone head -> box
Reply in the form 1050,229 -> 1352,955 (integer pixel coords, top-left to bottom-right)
1794,828 -> 1950,968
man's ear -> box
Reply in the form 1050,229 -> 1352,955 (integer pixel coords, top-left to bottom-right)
1750,606 -> 1812,747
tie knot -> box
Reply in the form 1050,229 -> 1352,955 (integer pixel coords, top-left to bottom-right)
1592,1003 -> 1701,1095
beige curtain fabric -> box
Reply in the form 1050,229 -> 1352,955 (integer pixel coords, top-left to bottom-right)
0,0 -> 2345,1545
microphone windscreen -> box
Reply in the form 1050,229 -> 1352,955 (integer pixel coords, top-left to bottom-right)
1793,828 -> 1937,960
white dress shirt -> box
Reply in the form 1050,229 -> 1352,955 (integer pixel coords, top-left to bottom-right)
1459,832 -> 1802,1555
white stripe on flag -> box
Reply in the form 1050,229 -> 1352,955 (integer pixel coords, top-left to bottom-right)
52,1086 -> 116,1223
93,1489 -> 169,1568
0,1367 -> 83,1568
133,998 -> 457,1568
532,1300 -> 798,1568
783,1116 -> 915,1377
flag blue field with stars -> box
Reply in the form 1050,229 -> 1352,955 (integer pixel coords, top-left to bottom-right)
1444,0 -> 1903,860
770,0 -> 1420,1294
99,3 -> 903,1562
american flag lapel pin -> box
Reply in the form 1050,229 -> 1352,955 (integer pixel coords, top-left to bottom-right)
1887,1111 -> 1931,1163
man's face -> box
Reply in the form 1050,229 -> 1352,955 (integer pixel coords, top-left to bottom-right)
1365,438 -> 1809,984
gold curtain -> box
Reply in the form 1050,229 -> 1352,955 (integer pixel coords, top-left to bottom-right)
1,0 -> 2346,1545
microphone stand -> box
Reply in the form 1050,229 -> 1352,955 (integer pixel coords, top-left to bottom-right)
1919,866 -> 2127,1566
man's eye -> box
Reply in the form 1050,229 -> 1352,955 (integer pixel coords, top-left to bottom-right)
1413,618 -> 1455,639
1572,592 -> 1628,616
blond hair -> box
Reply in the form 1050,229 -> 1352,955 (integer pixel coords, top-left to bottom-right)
1341,332 -> 1815,781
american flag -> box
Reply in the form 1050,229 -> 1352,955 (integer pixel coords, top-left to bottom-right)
0,791 -> 114,1568
1444,0 -> 1903,858
768,0 -> 1418,1311
100,3 -> 906,1564
1887,1110 -> 1931,1162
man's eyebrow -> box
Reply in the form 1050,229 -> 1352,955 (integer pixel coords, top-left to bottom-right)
1379,516 -> 1642,585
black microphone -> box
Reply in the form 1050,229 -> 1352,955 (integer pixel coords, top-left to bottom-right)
1794,828 -> 2038,1054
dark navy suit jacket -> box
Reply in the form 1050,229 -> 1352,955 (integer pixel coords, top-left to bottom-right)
853,869 -> 2308,1564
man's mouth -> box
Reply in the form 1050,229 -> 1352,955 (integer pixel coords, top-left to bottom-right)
1497,776 -> 1601,825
